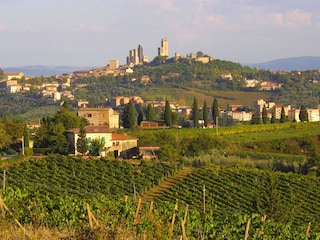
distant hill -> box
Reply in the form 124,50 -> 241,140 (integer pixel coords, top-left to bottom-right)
3,65 -> 93,77
246,56 -> 320,71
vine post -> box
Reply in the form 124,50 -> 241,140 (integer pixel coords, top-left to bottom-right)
180,204 -> 189,240
306,222 -> 311,236
148,201 -> 154,218
244,218 -> 251,240
86,203 -> 99,229
0,196 -> 29,238
134,198 -> 141,224
171,199 -> 178,229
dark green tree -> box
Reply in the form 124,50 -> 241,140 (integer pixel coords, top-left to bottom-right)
299,104 -> 309,122
146,104 -> 156,121
164,100 -> 172,127
280,106 -> 286,123
76,121 -> 87,155
251,109 -> 261,124
262,105 -> 268,124
33,105 -> 83,154
137,109 -> 144,125
171,111 -> 179,126
122,100 -> 137,129
212,98 -> 219,125
23,124 -> 30,148
203,100 -> 208,128
192,97 -> 199,128
271,108 -> 276,124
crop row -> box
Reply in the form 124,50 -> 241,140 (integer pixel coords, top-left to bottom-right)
155,166 -> 320,228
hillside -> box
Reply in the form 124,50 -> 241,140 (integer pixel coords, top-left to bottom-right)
247,56 -> 320,71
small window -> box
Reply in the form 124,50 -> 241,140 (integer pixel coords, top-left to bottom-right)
88,137 -> 92,142
88,114 -> 92,117
102,137 -> 105,142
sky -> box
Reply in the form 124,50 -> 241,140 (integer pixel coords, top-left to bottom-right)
1,0 -> 320,67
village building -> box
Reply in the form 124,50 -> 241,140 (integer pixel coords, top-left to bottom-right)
77,107 -> 120,128
66,125 -> 138,158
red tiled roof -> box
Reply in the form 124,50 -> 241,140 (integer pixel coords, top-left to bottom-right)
112,133 -> 137,141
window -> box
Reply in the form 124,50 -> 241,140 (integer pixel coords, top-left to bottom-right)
88,113 -> 92,117
101,137 -> 105,142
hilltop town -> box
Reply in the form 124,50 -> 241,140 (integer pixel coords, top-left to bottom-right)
1,37 -> 320,126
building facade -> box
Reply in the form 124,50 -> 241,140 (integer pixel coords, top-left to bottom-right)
77,107 -> 120,128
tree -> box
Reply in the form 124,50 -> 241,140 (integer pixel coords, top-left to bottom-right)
271,108 -> 276,124
23,124 -> 30,148
122,100 -> 137,129
299,104 -> 309,122
137,109 -> 144,125
251,109 -> 261,124
76,121 -> 88,155
164,100 -> 172,127
262,105 -> 268,124
212,98 -> 219,125
203,100 -> 208,128
280,106 -> 286,123
89,138 -> 104,156
192,97 -> 199,128
0,123 -> 11,150
146,104 -> 156,121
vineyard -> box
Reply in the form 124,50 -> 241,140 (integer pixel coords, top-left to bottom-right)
1,155 -> 320,239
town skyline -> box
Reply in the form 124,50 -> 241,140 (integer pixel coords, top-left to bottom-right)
1,0 -> 320,67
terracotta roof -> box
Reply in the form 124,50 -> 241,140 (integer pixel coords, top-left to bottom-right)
66,125 -> 113,134
112,133 -> 137,141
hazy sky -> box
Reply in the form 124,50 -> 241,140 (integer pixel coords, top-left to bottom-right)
1,0 -> 319,67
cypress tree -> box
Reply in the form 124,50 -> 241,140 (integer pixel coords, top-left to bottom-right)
299,104 -> 309,122
128,100 -> 137,128
203,100 -> 208,128
122,100 -> 137,128
146,104 -> 156,121
262,105 -> 268,124
280,106 -> 286,123
193,97 -> 199,128
164,100 -> 172,127
251,109 -> 261,124
23,124 -> 30,148
271,108 -> 276,124
76,121 -> 88,155
212,98 -> 219,125
137,109 -> 144,125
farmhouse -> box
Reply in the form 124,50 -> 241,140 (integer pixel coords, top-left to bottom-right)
66,125 -> 138,158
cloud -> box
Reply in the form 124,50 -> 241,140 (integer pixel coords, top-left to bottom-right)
0,22 -> 7,32
91,25 -> 106,33
136,0 -> 177,13
72,24 -> 106,33
285,9 -> 311,27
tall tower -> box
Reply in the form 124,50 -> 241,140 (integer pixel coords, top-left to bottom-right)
137,44 -> 143,63
158,38 -> 169,57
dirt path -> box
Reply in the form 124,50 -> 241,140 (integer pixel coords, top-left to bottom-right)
140,167 -> 194,203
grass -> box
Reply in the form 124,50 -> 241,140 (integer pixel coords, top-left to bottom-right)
132,121 -> 320,145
